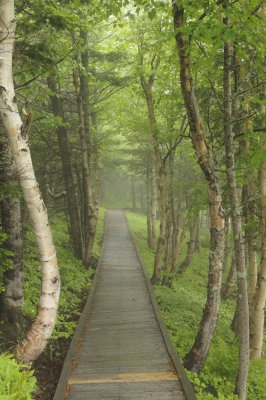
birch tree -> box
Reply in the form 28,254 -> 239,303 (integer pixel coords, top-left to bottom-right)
0,0 -> 60,363
172,2 -> 225,373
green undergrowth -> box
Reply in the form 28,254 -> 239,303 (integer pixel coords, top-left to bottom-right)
24,207 -> 106,341
0,208 -> 105,399
0,353 -> 37,400
126,210 -> 266,400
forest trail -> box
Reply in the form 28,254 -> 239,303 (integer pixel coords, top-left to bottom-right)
53,210 -> 195,400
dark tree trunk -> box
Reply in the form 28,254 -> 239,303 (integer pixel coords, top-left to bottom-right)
0,131 -> 24,335
47,76 -> 83,259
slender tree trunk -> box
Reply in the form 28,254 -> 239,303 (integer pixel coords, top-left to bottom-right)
223,26 -> 249,399
172,4 -> 225,372
250,161 -> 266,359
47,76 -> 83,259
141,82 -> 168,284
73,30 -> 99,266
131,175 -> 136,210
222,215 -> 232,272
140,182 -> 146,211
152,160 -> 168,284
247,181 -> 258,316
150,152 -> 157,250
88,109 -> 100,259
73,68 -> 96,266
222,255 -> 236,300
178,215 -> 198,274
0,131 -> 24,334
194,212 -> 201,252
162,205 -> 173,285
172,214 -> 188,274
250,85 -> 266,358
0,0 -> 60,363
146,162 -> 153,248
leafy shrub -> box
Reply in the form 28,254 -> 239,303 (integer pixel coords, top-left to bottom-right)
23,209 -> 105,340
0,233 -> 13,293
0,353 -> 36,399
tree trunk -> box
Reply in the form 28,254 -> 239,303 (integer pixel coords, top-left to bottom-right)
146,162 -> 153,248
131,175 -> 136,210
47,76 -> 83,259
222,254 -> 236,300
250,161 -> 266,359
171,214 -> 188,274
73,31 -> 99,266
178,215 -> 198,274
0,131 -> 24,335
150,152 -> 157,250
88,109 -> 100,260
140,182 -> 146,211
246,180 -> 258,317
222,215 -> 232,272
194,212 -> 201,252
0,0 -> 60,363
172,4 -> 225,372
73,68 -> 96,267
162,205 -> 173,285
223,27 -> 249,399
151,160 -> 168,284
140,79 -> 168,285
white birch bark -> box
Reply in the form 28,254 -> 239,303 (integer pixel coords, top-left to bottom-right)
0,0 -> 60,363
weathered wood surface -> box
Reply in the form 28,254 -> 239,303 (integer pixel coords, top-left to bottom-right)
54,210 -> 196,400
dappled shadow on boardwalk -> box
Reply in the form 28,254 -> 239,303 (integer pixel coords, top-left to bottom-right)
54,210 -> 195,400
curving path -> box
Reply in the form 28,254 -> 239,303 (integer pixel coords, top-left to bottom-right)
53,210 -> 196,400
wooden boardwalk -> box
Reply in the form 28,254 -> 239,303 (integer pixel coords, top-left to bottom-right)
54,210 -> 196,400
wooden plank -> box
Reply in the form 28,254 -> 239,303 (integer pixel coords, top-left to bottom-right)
53,210 -> 195,400
66,381 -> 186,400
125,214 -> 197,400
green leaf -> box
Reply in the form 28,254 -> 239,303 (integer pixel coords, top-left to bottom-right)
148,8 -> 156,20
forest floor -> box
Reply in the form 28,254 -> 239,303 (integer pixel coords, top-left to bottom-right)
0,208 -> 105,400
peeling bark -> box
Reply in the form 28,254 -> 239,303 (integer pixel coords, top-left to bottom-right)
0,0 -> 60,363
172,3 -> 225,372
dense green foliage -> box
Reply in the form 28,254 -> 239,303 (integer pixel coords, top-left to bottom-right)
0,234 -> 13,294
0,208 -> 105,398
126,211 -> 266,400
23,208 -> 105,340
0,353 -> 36,400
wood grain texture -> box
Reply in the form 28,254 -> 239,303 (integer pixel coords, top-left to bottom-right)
53,210 -> 195,400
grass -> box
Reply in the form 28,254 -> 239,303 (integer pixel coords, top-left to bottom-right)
125,210 -> 266,400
